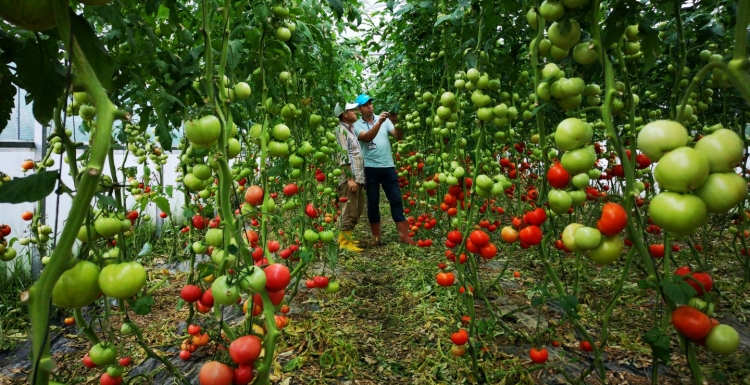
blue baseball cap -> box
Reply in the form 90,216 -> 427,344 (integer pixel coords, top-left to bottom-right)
355,94 -> 373,107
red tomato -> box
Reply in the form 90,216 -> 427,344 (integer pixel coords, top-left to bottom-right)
451,329 -> 469,345
100,373 -> 122,385
469,230 -> 489,247
268,289 -> 285,305
675,267 -> 713,295
648,244 -> 665,258
579,340 -> 593,352
229,335 -> 262,365
118,357 -> 131,367
282,183 -> 298,197
518,225 -> 542,245
192,215 -> 206,229
529,347 -> 548,363
446,230 -> 463,244
547,162 -> 570,189
244,185 -> 264,205
671,305 -> 713,340
181,285 -> 202,303
265,264 -> 291,291
232,365 -> 254,385
525,208 -> 546,226
188,324 -> 202,336
159,212 -> 168,218
83,353 -> 97,368
267,240 -> 280,253
479,243 -> 497,259
436,272 -> 455,287
199,361 -> 233,385
596,203 -> 627,236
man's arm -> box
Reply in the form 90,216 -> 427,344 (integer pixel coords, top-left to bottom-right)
357,112 -> 389,142
389,122 -> 404,141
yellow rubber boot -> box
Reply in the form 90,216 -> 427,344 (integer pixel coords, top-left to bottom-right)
338,230 -> 363,252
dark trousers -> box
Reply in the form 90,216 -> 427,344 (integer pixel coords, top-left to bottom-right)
364,167 -> 406,224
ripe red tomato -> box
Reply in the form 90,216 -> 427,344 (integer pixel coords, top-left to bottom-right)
180,285 -> 202,303
118,357 -> 131,367
313,275 -> 329,288
21,211 -> 34,221
547,162 -> 570,189
479,243 -> 497,259
100,373 -> 122,385
305,203 -> 319,218
199,361 -> 233,385
264,264 -> 291,291
529,347 -> 548,363
519,225 -> 543,245
179,350 -> 191,360
192,215 -> 206,229
672,305 -> 713,340
200,290 -> 215,307
597,203 -> 627,236
159,212 -> 168,218
469,230 -> 489,247
188,324 -> 202,336
305,279 -> 316,289
579,340 -> 593,352
674,267 -> 713,295
267,289 -> 285,305
267,240 -> 280,253
229,335 -> 262,365
648,244 -> 665,258
282,183 -> 298,196
83,353 -> 97,368
0,224 -> 11,236
436,272 -> 455,287
525,208 -> 547,226
446,230 -> 463,244
232,365 -> 254,385
244,185 -> 264,205
451,329 -> 469,345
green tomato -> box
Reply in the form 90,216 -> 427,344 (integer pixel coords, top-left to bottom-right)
325,281 -> 341,293
687,297 -> 714,316
185,116 -> 221,148
548,20 -> 581,50
572,173 -> 590,189
561,146 -> 596,175
319,230 -> 335,243
192,241 -> 208,254
304,230 -> 319,243
89,343 -> 117,366
52,261 -> 101,309
555,118 -> 592,151
268,141 -> 289,157
636,120 -> 689,161
211,276 -> 240,306
569,190 -> 586,206
238,267 -> 267,293
120,323 -> 134,335
653,147 -> 709,192
94,217 -> 121,238
705,324 -> 740,355
562,223 -> 583,252
693,129 -> 744,173
648,192 -> 707,236
548,189 -> 573,214
0,247 -> 17,262
693,172 -> 748,214
99,262 -> 147,300
587,236 -> 623,265
573,227 -> 602,250
205,228 -> 224,247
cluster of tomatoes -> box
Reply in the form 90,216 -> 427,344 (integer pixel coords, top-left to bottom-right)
0,224 -> 17,262
81,342 -> 131,385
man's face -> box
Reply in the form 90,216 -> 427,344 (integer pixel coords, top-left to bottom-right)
358,100 -> 374,116
342,109 -> 357,122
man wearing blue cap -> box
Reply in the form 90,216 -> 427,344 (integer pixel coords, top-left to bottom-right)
353,94 -> 416,246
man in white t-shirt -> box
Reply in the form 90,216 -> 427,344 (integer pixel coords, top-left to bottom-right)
352,93 -> 415,246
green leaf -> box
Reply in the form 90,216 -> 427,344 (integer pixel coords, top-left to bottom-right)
13,35 -> 66,126
644,328 -> 671,364
559,295 -> 579,316
137,242 -> 153,257
282,356 -> 305,372
328,0 -> 344,19
96,193 -> 119,209
601,0 -> 640,49
710,370 -> 727,382
155,124 -> 173,151
176,298 -> 184,311
435,14 -> 452,27
639,23 -> 663,73
130,294 -> 155,315
386,0 -> 396,12
153,196 -> 171,216
0,171 -> 58,203
227,244 -> 239,255
637,278 -> 658,290
0,64 -> 16,135
166,186 -> 173,198
70,13 -> 117,92
660,276 -> 697,304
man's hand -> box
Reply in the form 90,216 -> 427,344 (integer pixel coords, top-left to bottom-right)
347,179 -> 358,192
378,112 -> 388,123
